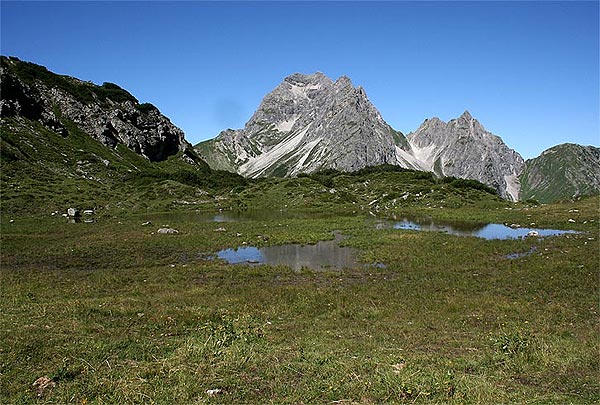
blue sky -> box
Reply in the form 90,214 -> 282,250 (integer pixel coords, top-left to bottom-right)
1,1 -> 598,159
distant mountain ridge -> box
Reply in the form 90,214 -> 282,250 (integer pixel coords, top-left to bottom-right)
519,143 -> 600,203
1,57 -> 596,204
196,72 -> 525,200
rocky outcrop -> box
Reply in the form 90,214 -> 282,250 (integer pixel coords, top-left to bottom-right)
196,72 -> 414,178
519,144 -> 600,203
1,56 -> 186,162
406,111 -> 525,200
196,71 -> 525,200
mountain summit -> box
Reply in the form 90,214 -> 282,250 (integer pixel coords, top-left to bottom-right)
196,73 -> 524,200
196,72 -> 414,178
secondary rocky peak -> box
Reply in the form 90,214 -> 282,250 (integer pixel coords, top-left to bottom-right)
334,75 -> 354,89
408,111 -> 524,200
459,110 -> 473,120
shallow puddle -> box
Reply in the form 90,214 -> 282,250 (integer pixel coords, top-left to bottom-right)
377,217 -> 578,240
215,232 -> 360,270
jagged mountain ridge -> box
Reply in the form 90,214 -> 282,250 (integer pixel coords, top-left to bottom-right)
1,56 -> 188,162
519,143 -> 600,203
197,72 -> 414,178
406,112 -> 525,201
196,72 -> 524,200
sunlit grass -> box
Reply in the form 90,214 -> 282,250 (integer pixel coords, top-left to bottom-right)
1,197 -> 598,403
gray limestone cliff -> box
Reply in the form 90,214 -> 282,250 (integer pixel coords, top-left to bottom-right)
406,111 -> 525,200
195,72 -> 525,200
196,72 -> 414,178
1,56 -> 187,162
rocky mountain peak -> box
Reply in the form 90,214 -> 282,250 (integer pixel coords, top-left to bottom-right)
196,71 -> 412,178
334,75 -> 354,87
407,111 -> 524,200
459,110 -> 473,120
195,71 -> 529,201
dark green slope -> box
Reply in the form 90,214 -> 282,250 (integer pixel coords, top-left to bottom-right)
0,56 -> 246,214
519,143 -> 600,203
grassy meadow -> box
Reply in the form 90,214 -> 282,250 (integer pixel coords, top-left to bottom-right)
1,195 -> 598,403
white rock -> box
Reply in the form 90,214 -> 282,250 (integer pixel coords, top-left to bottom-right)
157,228 -> 179,234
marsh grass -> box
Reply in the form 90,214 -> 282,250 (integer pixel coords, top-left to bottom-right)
1,198 -> 598,403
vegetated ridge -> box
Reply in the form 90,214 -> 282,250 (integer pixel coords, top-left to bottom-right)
519,143 -> 600,203
0,56 -> 246,213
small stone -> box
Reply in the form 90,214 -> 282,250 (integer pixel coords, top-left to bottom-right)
33,376 -> 55,397
214,227 -> 227,232
206,388 -> 222,396
568,219 -> 576,223
391,363 -> 406,373
141,221 -> 152,226
158,228 -> 179,234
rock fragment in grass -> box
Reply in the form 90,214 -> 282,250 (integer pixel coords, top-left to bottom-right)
158,227 -> 179,234
32,376 -> 55,397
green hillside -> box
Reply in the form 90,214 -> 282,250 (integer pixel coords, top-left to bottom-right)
520,143 -> 600,203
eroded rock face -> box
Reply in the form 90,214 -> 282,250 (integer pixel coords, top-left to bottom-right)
407,111 -> 525,200
196,71 -> 525,200
1,56 -> 186,162
196,72 -> 414,178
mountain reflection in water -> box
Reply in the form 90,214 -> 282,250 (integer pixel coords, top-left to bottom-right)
378,217 -> 578,240
216,232 -> 358,270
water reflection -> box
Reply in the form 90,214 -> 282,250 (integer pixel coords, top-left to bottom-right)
379,217 -> 578,240
216,233 -> 358,270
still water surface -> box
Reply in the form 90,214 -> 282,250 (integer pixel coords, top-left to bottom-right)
377,217 -> 578,240
163,210 -> 578,268
215,232 -> 358,270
